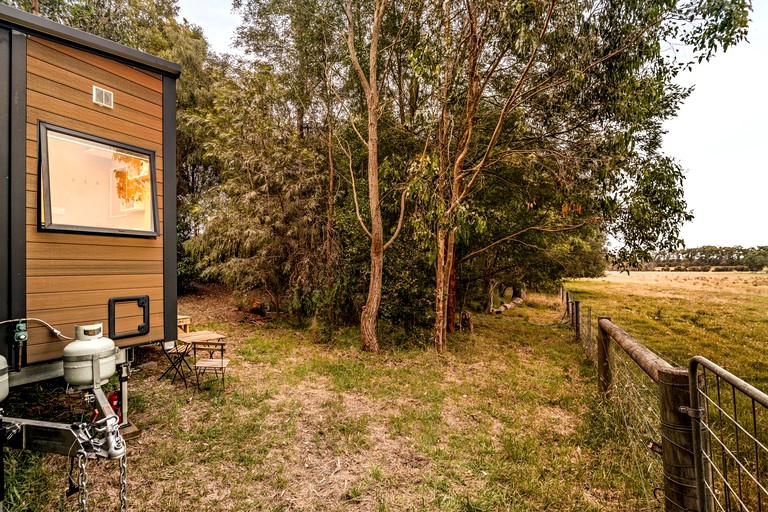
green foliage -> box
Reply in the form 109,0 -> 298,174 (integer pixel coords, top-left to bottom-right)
9,0 -> 754,336
185,66 -> 328,314
745,247 -> 768,271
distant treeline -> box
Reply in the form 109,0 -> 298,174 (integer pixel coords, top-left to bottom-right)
650,246 -> 768,271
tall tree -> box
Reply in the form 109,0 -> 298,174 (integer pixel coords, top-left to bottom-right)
342,0 -> 406,352
404,0 -> 751,351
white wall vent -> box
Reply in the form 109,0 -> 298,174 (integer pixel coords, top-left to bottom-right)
92,86 -> 114,109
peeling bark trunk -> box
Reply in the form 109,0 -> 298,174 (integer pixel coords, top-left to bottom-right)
434,229 -> 447,353
434,230 -> 454,352
346,0 -> 391,353
360,95 -> 382,353
446,257 -> 457,333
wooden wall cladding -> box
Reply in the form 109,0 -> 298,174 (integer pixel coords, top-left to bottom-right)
25,36 -> 166,363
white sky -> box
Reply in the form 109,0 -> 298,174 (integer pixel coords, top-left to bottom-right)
176,1 -> 241,56
177,1 -> 768,249
662,3 -> 768,248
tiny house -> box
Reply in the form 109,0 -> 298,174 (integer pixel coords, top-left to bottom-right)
0,5 -> 180,387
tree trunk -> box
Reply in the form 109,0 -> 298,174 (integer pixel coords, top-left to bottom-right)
360,93 -> 382,353
446,257 -> 457,333
486,279 -> 497,313
360,242 -> 382,352
434,229 -> 447,353
296,103 -> 305,139
325,96 -> 336,326
345,0 -> 389,353
434,229 -> 454,352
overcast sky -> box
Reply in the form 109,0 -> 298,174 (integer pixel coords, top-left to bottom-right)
176,1 -> 768,249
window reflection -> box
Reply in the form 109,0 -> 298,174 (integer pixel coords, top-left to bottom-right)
40,126 -> 157,236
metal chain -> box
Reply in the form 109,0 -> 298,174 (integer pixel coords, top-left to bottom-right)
77,450 -> 89,512
119,452 -> 128,511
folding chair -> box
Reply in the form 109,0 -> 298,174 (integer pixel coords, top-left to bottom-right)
159,339 -> 192,388
188,332 -> 229,391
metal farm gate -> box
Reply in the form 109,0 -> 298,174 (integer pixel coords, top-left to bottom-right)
688,357 -> 768,512
575,306 -> 768,512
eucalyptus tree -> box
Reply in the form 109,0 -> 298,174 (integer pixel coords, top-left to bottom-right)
235,0 -> 425,350
402,0 -> 751,351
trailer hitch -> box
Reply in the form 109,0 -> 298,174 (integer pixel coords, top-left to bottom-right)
2,387 -> 127,511
3,387 -> 124,459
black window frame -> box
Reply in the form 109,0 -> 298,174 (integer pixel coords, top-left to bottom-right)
38,121 -> 160,238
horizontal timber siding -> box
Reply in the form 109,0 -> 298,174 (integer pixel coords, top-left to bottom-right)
25,36 -> 166,363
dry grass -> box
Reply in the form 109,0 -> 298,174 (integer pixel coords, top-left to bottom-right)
4,287 -> 647,511
566,271 -> 768,385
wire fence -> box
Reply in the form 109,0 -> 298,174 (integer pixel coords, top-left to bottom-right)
561,288 -> 768,512
563,290 -> 665,509
610,343 -> 664,509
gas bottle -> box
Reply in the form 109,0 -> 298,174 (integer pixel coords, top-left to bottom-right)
62,323 -> 116,389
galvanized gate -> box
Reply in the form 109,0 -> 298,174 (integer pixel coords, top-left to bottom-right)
688,356 -> 768,512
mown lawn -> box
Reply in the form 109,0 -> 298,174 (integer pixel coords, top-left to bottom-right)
3,290 -> 648,511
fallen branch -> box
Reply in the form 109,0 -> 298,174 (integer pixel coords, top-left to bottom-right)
490,297 -> 524,314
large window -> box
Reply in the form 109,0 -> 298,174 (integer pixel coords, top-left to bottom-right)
39,123 -> 159,237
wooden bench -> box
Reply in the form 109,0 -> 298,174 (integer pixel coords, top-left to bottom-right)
177,315 -> 191,334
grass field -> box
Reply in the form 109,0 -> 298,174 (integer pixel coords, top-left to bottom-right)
4,272 -> 766,511
565,271 -> 768,388
3,288 -> 650,512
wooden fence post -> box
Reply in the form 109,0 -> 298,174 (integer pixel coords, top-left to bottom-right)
657,366 -> 699,512
565,291 -> 571,317
597,317 -> 611,395
573,300 -> 581,342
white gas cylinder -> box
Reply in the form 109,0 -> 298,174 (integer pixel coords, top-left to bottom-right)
63,323 -> 116,389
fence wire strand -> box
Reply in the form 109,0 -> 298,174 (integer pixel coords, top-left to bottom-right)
697,364 -> 768,512
572,297 -> 663,509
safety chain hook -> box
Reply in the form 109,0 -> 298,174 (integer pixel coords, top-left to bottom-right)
77,450 -> 89,512
119,452 -> 128,511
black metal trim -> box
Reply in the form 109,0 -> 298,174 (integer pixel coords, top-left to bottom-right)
0,4 -> 180,77
162,75 -> 177,344
108,295 -> 150,340
37,121 -> 160,238
10,30 -> 26,366
0,29 -> 10,337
